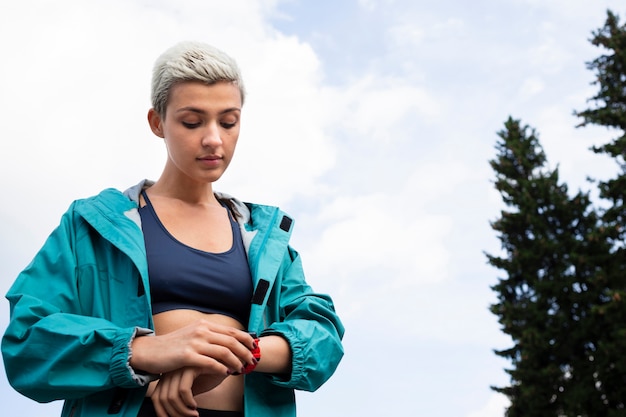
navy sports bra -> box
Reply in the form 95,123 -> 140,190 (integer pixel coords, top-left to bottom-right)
138,190 -> 253,325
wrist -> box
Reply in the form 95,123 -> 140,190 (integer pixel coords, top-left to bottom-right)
242,333 -> 261,374
251,334 -> 292,375
128,328 -> 152,371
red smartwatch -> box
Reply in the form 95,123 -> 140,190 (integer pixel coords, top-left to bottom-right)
242,332 -> 261,375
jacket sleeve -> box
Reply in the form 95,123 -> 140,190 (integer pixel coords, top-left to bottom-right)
260,247 -> 345,392
1,205 -> 152,403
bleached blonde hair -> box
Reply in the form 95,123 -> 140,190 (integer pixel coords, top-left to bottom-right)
151,41 -> 245,115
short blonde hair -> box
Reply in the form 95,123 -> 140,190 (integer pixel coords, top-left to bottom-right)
151,41 -> 245,115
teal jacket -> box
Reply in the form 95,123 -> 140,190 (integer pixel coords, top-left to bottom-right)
1,181 -> 344,417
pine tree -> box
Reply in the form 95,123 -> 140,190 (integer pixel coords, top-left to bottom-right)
573,9 -> 626,413
487,118 -> 610,416
576,10 -> 626,235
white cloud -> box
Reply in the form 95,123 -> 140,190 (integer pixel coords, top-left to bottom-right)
308,192 -> 452,284
512,0 -> 618,21
467,393 -> 510,417
519,76 -> 545,99
528,36 -> 573,74
388,14 -> 467,47
323,74 -> 443,143
388,22 -> 425,45
357,0 -> 396,12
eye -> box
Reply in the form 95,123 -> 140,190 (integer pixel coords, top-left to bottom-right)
182,121 -> 201,129
220,116 -> 239,129
221,121 -> 237,129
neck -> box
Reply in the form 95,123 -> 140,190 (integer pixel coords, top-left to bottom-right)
149,174 -> 218,206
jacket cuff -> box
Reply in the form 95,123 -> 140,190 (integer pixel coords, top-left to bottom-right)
259,329 -> 305,387
110,327 -> 158,387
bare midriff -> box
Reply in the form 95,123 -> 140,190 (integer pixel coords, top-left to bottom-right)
145,309 -> 246,411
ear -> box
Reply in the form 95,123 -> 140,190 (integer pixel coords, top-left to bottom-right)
147,108 -> 165,138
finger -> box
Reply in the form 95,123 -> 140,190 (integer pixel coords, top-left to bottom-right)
151,391 -> 170,417
183,347 -> 237,375
166,371 -> 198,417
162,372 -> 192,417
161,372 -> 178,416
179,369 -> 199,410
151,378 -> 171,417
153,373 -> 191,417
193,332 -> 258,369
189,321 -> 254,350
183,342 -> 246,375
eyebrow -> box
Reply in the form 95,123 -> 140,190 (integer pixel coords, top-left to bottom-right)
176,106 -> 241,115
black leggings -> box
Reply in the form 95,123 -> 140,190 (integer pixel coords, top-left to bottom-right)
137,398 -> 244,417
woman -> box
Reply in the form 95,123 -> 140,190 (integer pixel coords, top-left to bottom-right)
2,41 -> 345,417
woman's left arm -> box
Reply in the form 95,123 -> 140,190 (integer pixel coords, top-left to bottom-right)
257,247 -> 345,392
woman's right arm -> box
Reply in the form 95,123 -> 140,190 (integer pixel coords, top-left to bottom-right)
1,205 -> 257,404
1,208 -> 148,402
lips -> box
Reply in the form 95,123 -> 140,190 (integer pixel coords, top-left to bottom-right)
198,155 -> 222,161
196,155 -> 223,168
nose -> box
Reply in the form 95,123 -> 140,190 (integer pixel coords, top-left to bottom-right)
201,122 -> 222,147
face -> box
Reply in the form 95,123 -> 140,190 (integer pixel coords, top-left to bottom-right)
148,81 -> 242,185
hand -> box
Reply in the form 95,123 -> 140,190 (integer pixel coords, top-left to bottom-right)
130,320 -> 257,376
151,367 -> 200,417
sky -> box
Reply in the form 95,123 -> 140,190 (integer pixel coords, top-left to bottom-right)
1,0 -> 625,416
